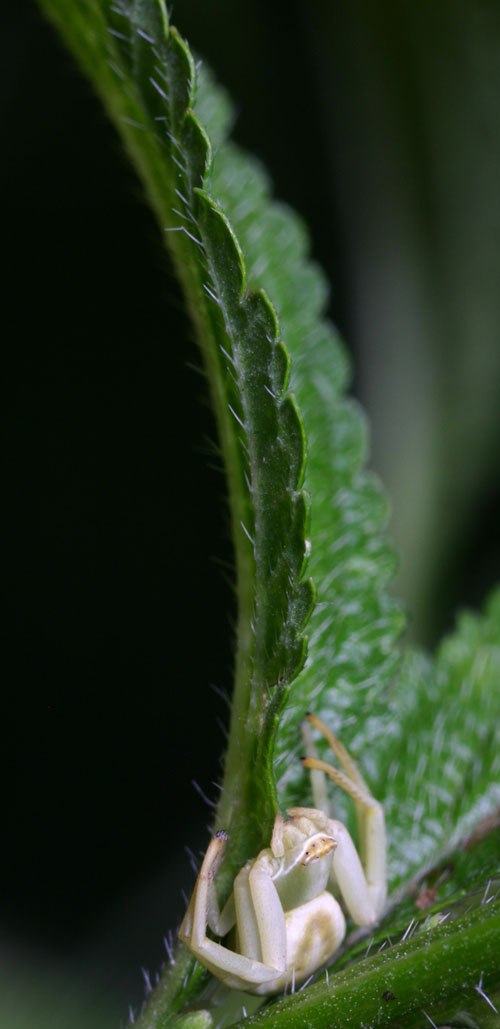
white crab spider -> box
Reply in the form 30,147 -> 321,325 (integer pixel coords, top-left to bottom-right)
178,713 -> 386,995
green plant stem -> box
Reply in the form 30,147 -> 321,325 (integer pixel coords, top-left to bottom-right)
235,894 -> 500,1029
394,986 -> 500,1029
134,946 -> 209,1028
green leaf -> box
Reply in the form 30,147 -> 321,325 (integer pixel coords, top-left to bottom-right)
32,2 -> 500,1027
382,586 -> 500,890
38,0 -> 316,870
206,138 -> 405,779
275,587 -> 500,897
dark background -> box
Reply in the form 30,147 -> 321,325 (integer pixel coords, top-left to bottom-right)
3,2 -> 500,1025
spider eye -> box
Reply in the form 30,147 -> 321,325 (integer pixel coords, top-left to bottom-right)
301,834 -> 336,865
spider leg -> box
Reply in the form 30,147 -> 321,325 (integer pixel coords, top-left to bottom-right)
301,714 -> 387,919
246,853 -> 287,968
178,832 -> 286,991
179,831 -> 234,942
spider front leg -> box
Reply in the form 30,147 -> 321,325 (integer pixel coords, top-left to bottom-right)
178,830 -> 287,991
300,712 -> 387,922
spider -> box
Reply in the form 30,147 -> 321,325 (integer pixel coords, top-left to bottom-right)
178,713 -> 386,994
